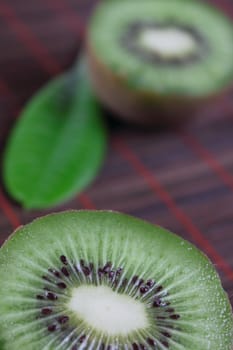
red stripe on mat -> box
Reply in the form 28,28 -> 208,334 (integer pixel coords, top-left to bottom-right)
0,80 -> 20,109
0,80 -> 12,96
179,132 -> 233,190
113,137 -> 233,281
45,0 -> 86,37
79,193 -> 96,210
0,190 -> 21,229
0,1 -> 61,76
0,79 -> 22,229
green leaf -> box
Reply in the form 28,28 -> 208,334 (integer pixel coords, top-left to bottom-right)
3,62 -> 107,209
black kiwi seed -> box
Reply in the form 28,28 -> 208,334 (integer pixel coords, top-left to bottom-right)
161,331 -> 172,338
46,292 -> 58,301
146,280 -> 155,288
41,307 -> 53,316
80,259 -> 85,267
103,262 -> 112,273
155,285 -> 163,293
78,334 -> 86,343
82,266 -> 91,276
170,314 -> 180,320
161,340 -> 169,348
108,270 -> 115,280
122,278 -> 128,287
165,308 -> 174,313
153,299 -> 162,307
116,267 -> 123,275
98,267 -> 103,275
58,315 -> 69,324
137,279 -> 144,288
140,285 -> 149,294
60,255 -> 68,265
61,267 -> 69,277
48,268 -> 61,278
57,282 -> 67,289
147,338 -> 157,347
131,275 -> 138,284
48,324 -> 57,332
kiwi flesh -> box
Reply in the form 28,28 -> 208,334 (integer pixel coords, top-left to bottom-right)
87,0 -> 233,126
0,210 -> 232,349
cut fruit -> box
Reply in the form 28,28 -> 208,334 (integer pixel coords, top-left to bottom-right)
87,0 -> 233,126
0,210 -> 232,350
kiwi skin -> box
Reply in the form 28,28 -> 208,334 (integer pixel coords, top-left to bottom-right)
86,41 -> 232,128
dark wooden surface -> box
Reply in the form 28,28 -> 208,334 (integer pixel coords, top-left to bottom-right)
0,0 -> 233,307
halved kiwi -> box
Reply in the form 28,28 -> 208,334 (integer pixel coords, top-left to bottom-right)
0,210 -> 232,349
87,0 -> 233,126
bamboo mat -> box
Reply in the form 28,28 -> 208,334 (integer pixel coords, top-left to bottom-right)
0,0 -> 233,306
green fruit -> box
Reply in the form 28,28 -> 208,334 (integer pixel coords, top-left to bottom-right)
0,210 -> 232,349
87,0 -> 233,126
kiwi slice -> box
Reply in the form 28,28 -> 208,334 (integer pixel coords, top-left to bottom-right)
0,211 -> 232,349
87,0 -> 233,126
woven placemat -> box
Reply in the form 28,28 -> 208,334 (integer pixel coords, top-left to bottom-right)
0,0 -> 233,305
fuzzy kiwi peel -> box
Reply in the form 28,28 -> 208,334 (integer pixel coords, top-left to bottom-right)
0,210 -> 232,350
87,0 -> 233,126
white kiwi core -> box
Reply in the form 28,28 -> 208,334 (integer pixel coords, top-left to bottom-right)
140,28 -> 197,58
68,285 -> 148,335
